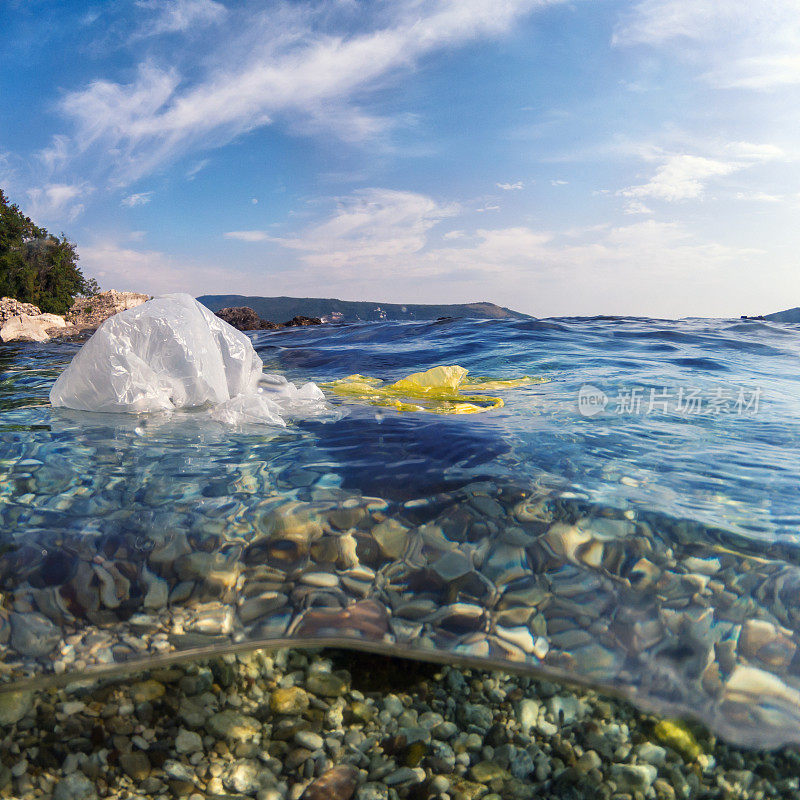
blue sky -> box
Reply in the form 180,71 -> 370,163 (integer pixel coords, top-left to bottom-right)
2,0 -> 799,318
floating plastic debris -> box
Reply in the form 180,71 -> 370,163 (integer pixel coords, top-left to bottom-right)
322,364 -> 542,414
49,293 -> 330,426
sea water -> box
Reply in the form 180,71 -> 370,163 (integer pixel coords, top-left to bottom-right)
1,315 -> 800,750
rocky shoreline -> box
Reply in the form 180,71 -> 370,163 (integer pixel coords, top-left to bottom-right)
2,646 -> 799,800
0,292 -> 150,344
0,297 -> 322,342
214,306 -> 322,332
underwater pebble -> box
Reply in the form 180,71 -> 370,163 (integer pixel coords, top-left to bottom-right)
0,646 -> 799,800
175,728 -> 203,754
295,730 -> 324,751
355,783 -> 389,800
206,710 -> 260,742
305,671 -> 347,697
610,762 -> 658,791
384,766 -> 425,786
10,612 -> 60,657
119,751 -> 151,781
302,764 -> 358,800
5,477 -> 800,761
52,773 -> 98,800
637,741 -> 668,766
222,759 -> 262,794
271,686 -> 310,715
515,698 -> 540,732
0,690 -> 34,726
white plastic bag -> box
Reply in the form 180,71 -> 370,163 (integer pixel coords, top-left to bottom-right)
210,375 -> 329,427
50,294 -> 329,426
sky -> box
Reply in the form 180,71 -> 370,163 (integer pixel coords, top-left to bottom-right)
2,0 -> 800,319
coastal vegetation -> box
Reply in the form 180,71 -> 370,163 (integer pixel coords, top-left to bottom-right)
0,188 -> 98,315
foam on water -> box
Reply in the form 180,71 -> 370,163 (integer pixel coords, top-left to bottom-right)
2,314 -> 800,747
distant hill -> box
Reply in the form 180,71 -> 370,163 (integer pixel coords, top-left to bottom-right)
764,306 -> 800,323
197,295 -> 529,323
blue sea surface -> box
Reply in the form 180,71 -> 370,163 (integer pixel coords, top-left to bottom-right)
2,315 -> 800,747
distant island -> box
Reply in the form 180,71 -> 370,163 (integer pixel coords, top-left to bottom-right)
197,295 -> 528,324
761,307 -> 800,323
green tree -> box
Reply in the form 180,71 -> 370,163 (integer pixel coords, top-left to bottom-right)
0,188 -> 99,314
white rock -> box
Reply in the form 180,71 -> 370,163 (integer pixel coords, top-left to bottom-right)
0,312 -> 67,342
537,719 -> 558,737
636,742 -> 667,766
546,694 -> 587,725
164,760 -> 196,782
0,297 -> 41,324
610,763 -> 657,791
515,698 -> 540,732
68,290 -> 149,326
222,760 -> 262,794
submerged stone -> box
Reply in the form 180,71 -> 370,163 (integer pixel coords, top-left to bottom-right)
270,686 -> 310,715
0,689 -> 34,726
10,612 -> 60,657
302,765 -> 358,800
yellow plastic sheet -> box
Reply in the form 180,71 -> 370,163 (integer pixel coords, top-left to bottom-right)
321,364 -> 544,414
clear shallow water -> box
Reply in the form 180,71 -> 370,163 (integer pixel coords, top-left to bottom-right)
2,316 -> 800,747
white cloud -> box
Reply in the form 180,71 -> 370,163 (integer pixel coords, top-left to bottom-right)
135,0 -> 227,38
620,143 -> 784,203
712,55 -> 800,90
186,158 -> 210,180
273,188 -> 458,270
38,135 -> 71,172
258,188 -> 756,318
77,186 -> 766,318
437,226 -> 554,272
58,61 -> 180,178
25,183 -> 91,223
623,200 -> 653,214
50,0 -> 563,183
726,141 -> 786,161
121,191 -> 154,207
496,181 -> 524,190
734,191 -> 784,203
224,230 -> 270,242
79,240 -> 224,295
622,155 -> 738,202
614,1 -> 800,90
550,179 -> 568,186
